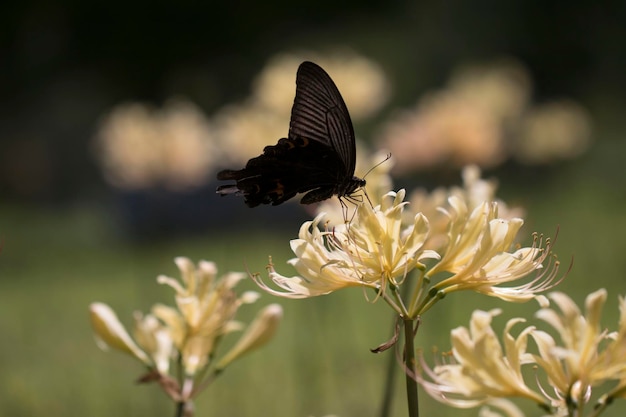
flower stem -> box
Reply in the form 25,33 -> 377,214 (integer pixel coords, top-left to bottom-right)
175,401 -> 185,417
403,318 -> 419,417
174,400 -> 194,417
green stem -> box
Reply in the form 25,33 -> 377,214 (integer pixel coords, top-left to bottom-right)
403,318 -> 419,417
407,269 -> 426,318
175,401 -> 185,417
379,275 -> 416,417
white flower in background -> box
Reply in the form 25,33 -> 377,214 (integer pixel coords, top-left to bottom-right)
408,166 -> 524,252
94,103 -> 162,189
378,57 -> 591,173
94,99 -> 216,191
380,87 -> 508,173
252,51 -> 390,120
448,58 -> 531,126
513,100 -> 592,165
159,100 -> 219,190
212,103 -> 289,166
378,60 -> 529,173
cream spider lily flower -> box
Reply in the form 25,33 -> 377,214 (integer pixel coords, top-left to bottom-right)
418,290 -> 626,416
256,185 -> 560,312
409,166 -> 524,253
90,303 -> 175,374
428,196 -> 561,302
132,311 -> 174,374
252,190 -> 437,300
155,257 -> 260,375
90,257 -> 283,411
418,309 -> 547,408
530,289 -> 626,410
216,303 -> 283,370
89,302 -> 152,365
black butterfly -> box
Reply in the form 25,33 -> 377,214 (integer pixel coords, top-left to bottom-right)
216,61 -> 365,207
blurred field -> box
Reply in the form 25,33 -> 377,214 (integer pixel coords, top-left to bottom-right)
2,0 -> 626,415
1,132 -> 626,417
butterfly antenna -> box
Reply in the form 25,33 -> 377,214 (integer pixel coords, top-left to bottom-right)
363,152 -> 392,179
359,153 -> 390,209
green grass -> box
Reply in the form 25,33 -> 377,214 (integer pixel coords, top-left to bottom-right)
2,139 -> 626,416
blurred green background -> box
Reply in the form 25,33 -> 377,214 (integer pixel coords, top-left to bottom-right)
1,0 -> 626,416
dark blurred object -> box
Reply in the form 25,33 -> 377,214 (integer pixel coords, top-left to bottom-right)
1,0 -> 625,202
112,182 -> 309,240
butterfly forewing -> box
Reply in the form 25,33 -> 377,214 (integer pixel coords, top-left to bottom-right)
289,62 -> 356,176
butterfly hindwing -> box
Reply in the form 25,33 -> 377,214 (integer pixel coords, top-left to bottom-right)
217,137 -> 344,207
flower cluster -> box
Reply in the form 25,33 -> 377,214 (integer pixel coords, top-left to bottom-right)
90,257 -> 282,406
377,58 -> 592,174
408,165 -> 524,252
253,168 -> 561,319
418,289 -> 626,417
94,100 -> 217,191
254,189 -> 437,302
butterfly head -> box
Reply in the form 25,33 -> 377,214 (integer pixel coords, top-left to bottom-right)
348,176 -> 366,193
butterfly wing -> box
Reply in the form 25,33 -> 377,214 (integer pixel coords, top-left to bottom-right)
289,61 -> 356,178
216,136 -> 345,207
216,61 -> 361,207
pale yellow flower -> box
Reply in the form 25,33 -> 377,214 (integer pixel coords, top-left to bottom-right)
89,302 -> 151,365
133,311 -> 174,374
478,399 -> 526,417
155,257 -> 258,375
257,179 -> 559,315
448,58 -> 531,125
418,309 -> 547,408
428,196 -> 559,302
530,289 -> 626,410
94,99 -> 216,190
158,99 -> 218,190
417,290 -> 626,416
216,303 -> 283,369
378,59 -> 529,173
212,102 -> 288,167
90,257 -> 282,412
253,190 -> 437,300
601,295 -> 626,403
94,103 -> 161,189
513,100 -> 592,165
408,165 -> 523,252
252,51 -> 390,120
